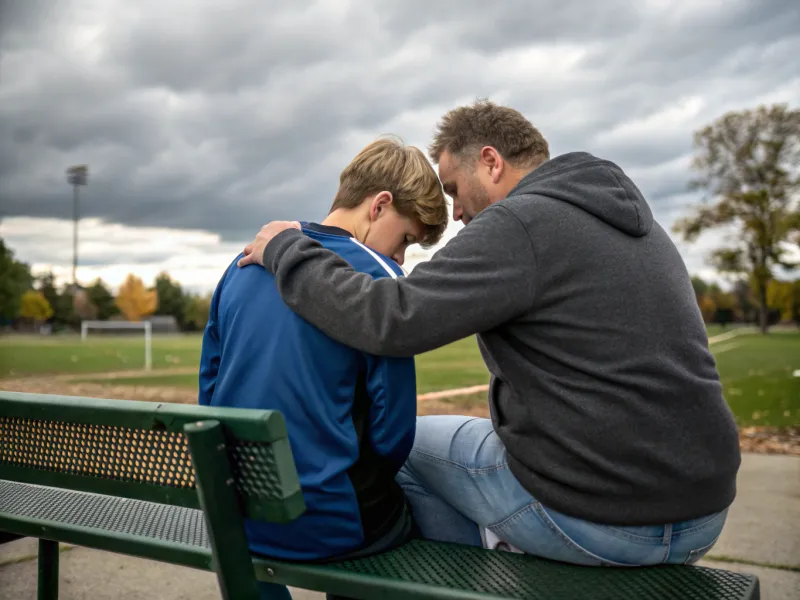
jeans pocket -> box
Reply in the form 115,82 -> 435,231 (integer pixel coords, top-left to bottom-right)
683,535 -> 720,565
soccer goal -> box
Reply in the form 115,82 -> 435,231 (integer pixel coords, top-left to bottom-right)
80,320 -> 153,371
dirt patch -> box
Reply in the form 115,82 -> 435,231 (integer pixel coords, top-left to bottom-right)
739,426 -> 800,456
2,377 -> 796,455
0,378 -> 197,404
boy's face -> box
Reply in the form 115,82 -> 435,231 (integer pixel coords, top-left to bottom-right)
364,194 -> 425,266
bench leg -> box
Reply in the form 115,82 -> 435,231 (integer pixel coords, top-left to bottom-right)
185,419 -> 260,600
37,539 -> 59,600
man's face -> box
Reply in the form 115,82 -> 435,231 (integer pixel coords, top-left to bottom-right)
366,203 -> 425,267
438,150 -> 491,225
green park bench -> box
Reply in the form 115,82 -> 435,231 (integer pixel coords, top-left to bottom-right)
0,391 -> 760,600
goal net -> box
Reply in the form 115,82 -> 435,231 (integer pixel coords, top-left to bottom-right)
80,320 -> 153,371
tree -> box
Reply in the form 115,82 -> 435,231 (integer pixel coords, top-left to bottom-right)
698,294 -> 717,323
85,278 -> 119,320
20,290 -> 54,324
72,287 -> 98,320
672,104 -> 800,334
0,238 -> 33,321
36,272 -> 59,314
115,274 -> 158,321
767,279 -> 796,323
184,293 -> 212,331
690,276 -> 709,299
154,272 -> 186,328
36,272 -> 78,329
732,279 -> 758,323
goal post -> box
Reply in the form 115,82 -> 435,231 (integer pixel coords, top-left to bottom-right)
80,320 -> 153,371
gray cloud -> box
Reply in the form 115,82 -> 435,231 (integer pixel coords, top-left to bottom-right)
1,0 -> 799,259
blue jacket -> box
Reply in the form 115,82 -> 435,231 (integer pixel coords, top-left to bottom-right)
198,223 -> 417,560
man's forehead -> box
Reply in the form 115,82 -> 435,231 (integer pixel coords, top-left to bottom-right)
437,152 -> 458,191
437,151 -> 456,176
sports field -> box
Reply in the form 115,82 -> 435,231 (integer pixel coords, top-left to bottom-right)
1,329 -> 798,427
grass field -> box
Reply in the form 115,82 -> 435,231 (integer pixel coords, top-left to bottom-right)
1,330 -> 798,427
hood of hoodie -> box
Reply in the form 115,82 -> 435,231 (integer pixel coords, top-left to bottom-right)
507,151 -> 653,237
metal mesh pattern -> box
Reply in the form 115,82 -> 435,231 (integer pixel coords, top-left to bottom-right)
0,416 -> 286,501
0,480 -> 208,548
322,539 -> 757,600
230,441 -> 281,497
0,417 -> 195,489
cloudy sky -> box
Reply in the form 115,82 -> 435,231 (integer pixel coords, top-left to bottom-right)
1,0 -> 799,293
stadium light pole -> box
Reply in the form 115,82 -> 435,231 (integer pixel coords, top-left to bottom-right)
66,165 -> 88,293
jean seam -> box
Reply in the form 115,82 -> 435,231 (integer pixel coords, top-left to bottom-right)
522,503 -> 633,568
585,523 -> 663,543
409,448 -> 508,475
683,534 -> 721,565
672,510 -> 728,539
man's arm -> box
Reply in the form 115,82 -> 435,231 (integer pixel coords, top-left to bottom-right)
363,354 -> 417,470
197,281 -> 223,405
260,204 -> 537,356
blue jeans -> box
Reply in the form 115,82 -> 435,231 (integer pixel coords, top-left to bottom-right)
396,415 -> 728,567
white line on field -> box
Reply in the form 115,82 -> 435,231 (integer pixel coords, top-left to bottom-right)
708,328 -> 755,345
711,342 -> 740,355
418,384 -> 489,401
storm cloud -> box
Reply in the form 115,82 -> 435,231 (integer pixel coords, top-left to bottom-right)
1,0 -> 799,288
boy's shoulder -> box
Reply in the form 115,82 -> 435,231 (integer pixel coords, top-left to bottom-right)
302,225 -> 403,281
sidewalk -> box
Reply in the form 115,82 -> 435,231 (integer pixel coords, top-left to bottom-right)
1,453 -> 797,599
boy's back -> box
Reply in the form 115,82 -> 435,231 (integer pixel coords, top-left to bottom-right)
199,223 -> 416,561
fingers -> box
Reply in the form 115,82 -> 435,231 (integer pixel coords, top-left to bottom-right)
237,252 -> 254,267
237,221 -> 302,268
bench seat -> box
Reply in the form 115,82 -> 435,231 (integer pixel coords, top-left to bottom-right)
0,480 -> 760,600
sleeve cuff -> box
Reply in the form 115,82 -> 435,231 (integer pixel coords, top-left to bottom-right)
262,228 -> 305,273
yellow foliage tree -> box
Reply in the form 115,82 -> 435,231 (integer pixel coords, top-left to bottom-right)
20,290 -> 54,323
115,274 -> 158,321
698,294 -> 717,323
766,279 -> 794,322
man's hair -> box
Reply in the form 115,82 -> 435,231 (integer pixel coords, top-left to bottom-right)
429,99 -> 550,170
332,137 -> 448,247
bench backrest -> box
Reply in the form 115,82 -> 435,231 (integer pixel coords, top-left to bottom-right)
0,391 -> 305,523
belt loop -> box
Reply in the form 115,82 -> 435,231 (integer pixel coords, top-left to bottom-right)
663,523 -> 673,545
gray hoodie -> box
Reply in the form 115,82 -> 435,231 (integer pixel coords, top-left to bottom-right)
261,151 -> 741,525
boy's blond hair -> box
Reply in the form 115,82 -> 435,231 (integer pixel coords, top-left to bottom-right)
331,137 -> 448,247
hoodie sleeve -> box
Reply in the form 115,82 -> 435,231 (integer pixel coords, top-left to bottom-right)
262,204 -> 537,356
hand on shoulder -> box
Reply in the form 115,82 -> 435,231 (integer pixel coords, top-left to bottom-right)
237,221 -> 302,267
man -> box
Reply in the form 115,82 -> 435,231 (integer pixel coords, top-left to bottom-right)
237,100 -> 742,567
199,137 -> 448,598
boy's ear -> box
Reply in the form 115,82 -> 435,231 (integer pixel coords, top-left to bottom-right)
369,191 -> 393,220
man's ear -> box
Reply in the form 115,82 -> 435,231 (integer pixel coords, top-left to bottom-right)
479,146 -> 504,184
369,191 -> 394,221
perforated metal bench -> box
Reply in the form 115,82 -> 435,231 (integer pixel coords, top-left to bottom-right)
0,391 -> 760,600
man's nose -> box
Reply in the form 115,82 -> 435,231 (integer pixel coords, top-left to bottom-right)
452,202 -> 463,223
393,251 -> 405,266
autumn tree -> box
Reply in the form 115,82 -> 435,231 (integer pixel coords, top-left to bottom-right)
698,295 -> 717,323
672,104 -> 800,334
115,274 -> 158,321
20,290 -> 54,324
767,279 -> 795,323
35,271 -> 76,328
0,238 -> 34,321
